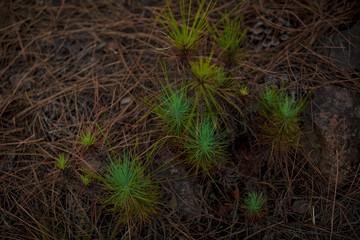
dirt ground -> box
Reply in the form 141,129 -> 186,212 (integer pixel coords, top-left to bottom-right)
1,0 -> 359,239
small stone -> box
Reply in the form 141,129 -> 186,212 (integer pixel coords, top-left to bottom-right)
292,200 -> 310,214
253,21 -> 264,28
120,96 -> 132,105
251,27 -> 264,35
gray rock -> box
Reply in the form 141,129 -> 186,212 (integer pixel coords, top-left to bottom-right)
303,86 -> 360,184
154,150 -> 200,218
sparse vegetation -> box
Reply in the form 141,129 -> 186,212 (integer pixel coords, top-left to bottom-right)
1,0 -> 359,239
80,174 -> 91,186
257,85 -> 309,158
56,153 -> 69,170
155,0 -> 216,60
211,10 -> 248,66
102,152 -> 159,224
78,129 -> 98,147
184,117 -> 229,173
241,191 -> 267,219
151,65 -> 192,137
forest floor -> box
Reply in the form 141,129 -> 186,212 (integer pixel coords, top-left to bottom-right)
1,0 -> 359,239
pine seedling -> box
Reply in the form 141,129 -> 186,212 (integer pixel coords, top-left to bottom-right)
275,91 -> 308,133
187,52 -> 242,124
258,86 -> 309,156
56,153 -> 69,170
241,191 -> 266,219
155,86 -> 192,136
184,117 -> 229,174
215,70 -> 228,87
155,0 -> 216,59
211,11 -> 248,65
240,85 -> 250,96
79,126 -> 160,225
80,175 -> 91,186
152,65 -> 193,136
102,152 -> 159,224
79,129 -> 97,147
189,52 -> 222,83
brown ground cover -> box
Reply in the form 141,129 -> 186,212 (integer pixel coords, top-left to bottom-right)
1,0 -> 359,239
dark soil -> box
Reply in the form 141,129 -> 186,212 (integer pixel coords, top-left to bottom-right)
1,0 -> 359,239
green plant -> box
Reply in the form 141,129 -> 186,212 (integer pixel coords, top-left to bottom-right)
258,86 -> 309,156
211,11 -> 248,65
187,52 -> 243,123
79,129 -> 97,147
240,85 -> 249,96
80,174 -> 91,186
155,0 -> 216,58
56,153 -> 69,170
102,152 -> 159,224
215,69 -> 228,87
189,52 -> 222,83
241,191 -> 266,219
152,65 -> 193,136
184,117 -> 229,173
78,125 -> 160,225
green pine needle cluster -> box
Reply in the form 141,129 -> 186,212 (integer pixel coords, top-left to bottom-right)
156,0 -> 216,58
103,152 -> 159,224
189,53 -> 221,83
152,0 -> 250,176
155,0 -> 248,127
78,129 -> 97,147
258,86 -> 309,156
153,70 -> 192,136
212,11 -> 248,64
56,153 -> 69,170
187,53 -> 243,122
80,175 -> 91,186
46,1 -> 314,229
149,64 -> 231,174
241,191 -> 266,219
184,117 -> 229,173
78,126 -> 160,225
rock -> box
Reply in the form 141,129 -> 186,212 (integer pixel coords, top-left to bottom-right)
120,96 -> 132,105
303,86 -> 360,184
330,20 -> 360,71
292,200 -> 311,214
154,150 -> 200,218
79,149 -> 106,173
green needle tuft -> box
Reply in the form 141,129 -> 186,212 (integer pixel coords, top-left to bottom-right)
155,0 -> 216,59
56,153 -> 69,170
78,129 -> 98,147
103,152 -> 159,224
184,117 -> 229,173
241,191 -> 266,219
